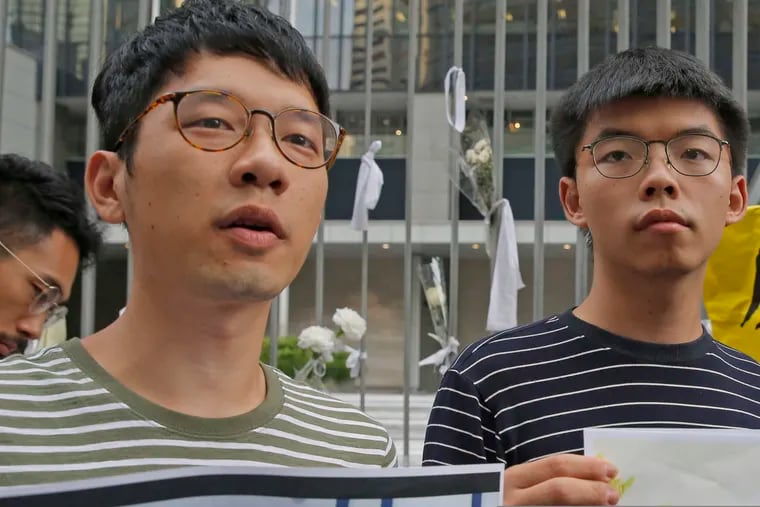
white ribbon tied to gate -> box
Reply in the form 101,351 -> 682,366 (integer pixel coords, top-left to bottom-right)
444,66 -> 466,133
486,198 -> 525,332
343,344 -> 367,379
418,333 -> 460,376
351,140 -> 384,231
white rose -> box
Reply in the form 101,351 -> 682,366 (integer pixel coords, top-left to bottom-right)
477,149 -> 491,165
297,326 -> 336,361
332,307 -> 367,341
473,139 -> 488,153
465,149 -> 478,165
425,286 -> 446,308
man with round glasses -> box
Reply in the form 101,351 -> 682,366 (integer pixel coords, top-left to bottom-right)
424,47 -> 760,506
0,0 -> 394,487
0,154 -> 100,359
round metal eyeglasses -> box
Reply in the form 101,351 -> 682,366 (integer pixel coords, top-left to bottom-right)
0,238 -> 67,328
581,133 -> 729,179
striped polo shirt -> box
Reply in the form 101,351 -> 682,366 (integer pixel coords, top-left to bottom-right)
0,339 -> 396,486
423,310 -> 760,467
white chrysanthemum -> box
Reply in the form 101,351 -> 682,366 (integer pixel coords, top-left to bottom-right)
477,149 -> 491,165
297,326 -> 336,361
465,148 -> 478,165
473,139 -> 488,153
332,308 -> 367,341
425,287 -> 446,308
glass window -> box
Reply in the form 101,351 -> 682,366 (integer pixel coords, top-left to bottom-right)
589,0 -> 616,68
549,0 -> 578,90
711,0 -> 733,87
335,109 -> 407,158
463,0 -> 496,91
417,0 -> 455,92
505,0 -> 536,90
749,1 -> 760,90
630,0 -> 657,49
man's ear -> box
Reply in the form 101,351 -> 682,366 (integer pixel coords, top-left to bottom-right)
559,176 -> 588,229
725,175 -> 748,226
86,150 -> 127,225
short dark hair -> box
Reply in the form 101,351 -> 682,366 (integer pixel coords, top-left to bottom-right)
92,0 -> 330,165
0,154 -> 101,266
551,46 -> 749,178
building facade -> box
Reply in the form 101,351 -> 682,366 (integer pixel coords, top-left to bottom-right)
3,0 -> 759,391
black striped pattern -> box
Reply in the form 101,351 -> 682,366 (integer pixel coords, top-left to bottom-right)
423,311 -> 760,467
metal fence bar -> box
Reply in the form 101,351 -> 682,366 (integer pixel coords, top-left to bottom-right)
0,0 -> 7,146
617,0 -> 630,52
359,0 -> 375,412
315,0 -> 332,326
137,0 -> 150,29
532,0 -> 548,321
695,0 -> 710,65
732,0 -> 748,112
493,1 -> 506,203
448,0 -> 463,346
39,0 -> 57,164
81,0 -> 104,338
656,0 -> 671,48
402,0 -> 419,467
574,0 -> 590,306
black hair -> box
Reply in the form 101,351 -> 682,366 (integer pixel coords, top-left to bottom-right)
0,154 -> 101,265
551,46 -> 748,178
92,0 -> 330,165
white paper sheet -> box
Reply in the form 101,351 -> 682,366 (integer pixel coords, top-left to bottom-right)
585,427 -> 760,505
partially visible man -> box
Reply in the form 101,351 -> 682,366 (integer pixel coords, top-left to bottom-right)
0,154 -> 100,358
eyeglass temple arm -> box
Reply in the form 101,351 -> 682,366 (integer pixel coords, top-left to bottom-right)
0,239 -> 55,289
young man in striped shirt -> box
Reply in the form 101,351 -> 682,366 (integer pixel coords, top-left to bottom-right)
424,46 -> 756,505
0,0 -> 395,486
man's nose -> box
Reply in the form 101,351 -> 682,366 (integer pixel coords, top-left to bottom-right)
15,313 -> 46,340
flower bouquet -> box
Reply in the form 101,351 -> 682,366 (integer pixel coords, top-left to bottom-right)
418,256 -> 460,376
457,110 -> 497,226
451,108 -> 524,332
294,308 -> 367,390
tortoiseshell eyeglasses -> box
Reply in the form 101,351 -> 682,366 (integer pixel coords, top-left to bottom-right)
114,89 -> 346,170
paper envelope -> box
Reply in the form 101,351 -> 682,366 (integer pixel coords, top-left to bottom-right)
585,427 -> 760,505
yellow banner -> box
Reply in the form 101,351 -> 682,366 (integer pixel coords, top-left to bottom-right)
704,205 -> 760,358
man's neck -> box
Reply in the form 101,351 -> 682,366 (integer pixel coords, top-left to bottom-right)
575,260 -> 706,345
82,279 -> 271,418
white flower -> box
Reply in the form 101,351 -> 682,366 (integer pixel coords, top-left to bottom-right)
465,148 -> 478,165
425,286 -> 446,308
477,149 -> 491,165
473,139 -> 488,153
332,307 -> 367,341
297,326 -> 336,361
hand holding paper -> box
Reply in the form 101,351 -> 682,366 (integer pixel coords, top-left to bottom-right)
502,454 -> 619,506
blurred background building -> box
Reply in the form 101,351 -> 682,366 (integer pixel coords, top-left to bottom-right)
2,0 -> 759,393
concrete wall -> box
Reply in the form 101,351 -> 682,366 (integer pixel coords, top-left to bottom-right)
0,47 -> 38,158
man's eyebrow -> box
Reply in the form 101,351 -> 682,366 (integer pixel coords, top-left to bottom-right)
593,128 -> 638,139
591,125 -> 720,141
672,126 -> 721,137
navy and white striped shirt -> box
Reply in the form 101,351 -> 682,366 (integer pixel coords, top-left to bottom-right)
422,310 -> 760,467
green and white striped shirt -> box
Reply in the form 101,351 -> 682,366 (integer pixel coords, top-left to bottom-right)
0,339 -> 396,486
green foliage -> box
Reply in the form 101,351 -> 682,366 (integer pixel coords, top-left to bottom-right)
260,336 -> 351,383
